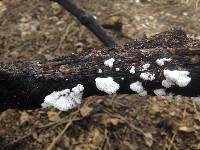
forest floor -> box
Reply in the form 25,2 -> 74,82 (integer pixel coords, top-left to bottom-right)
1,0 -> 200,149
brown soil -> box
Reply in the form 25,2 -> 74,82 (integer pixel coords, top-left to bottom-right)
0,0 -> 200,149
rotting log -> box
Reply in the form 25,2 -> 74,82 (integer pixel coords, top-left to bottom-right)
0,30 -> 200,112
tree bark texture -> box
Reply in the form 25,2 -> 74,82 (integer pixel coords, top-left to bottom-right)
0,30 -> 200,112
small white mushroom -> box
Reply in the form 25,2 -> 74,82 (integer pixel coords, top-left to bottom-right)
130,81 -> 147,96
115,68 -> 120,71
98,69 -> 103,73
129,66 -> 135,74
141,63 -> 150,71
156,58 -> 172,66
95,77 -> 119,94
163,70 -> 191,87
104,58 -> 115,68
41,84 -> 84,111
154,89 -> 166,96
140,72 -> 155,81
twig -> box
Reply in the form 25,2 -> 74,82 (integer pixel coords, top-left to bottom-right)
2,111 -> 80,150
38,110 -> 79,129
2,133 -> 32,150
46,117 -> 78,150
104,129 -> 111,150
51,0 -> 116,47
165,132 -> 178,150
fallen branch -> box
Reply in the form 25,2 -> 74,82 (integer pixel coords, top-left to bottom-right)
51,0 -> 116,47
0,30 -> 200,112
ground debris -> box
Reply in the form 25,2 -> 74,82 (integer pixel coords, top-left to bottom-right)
1,0 -> 200,149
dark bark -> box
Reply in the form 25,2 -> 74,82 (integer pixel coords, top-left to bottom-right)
0,30 -> 200,112
52,0 -> 116,47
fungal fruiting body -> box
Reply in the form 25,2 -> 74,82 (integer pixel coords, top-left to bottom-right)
41,56 -> 193,111
95,77 -> 119,94
174,95 -> 182,103
129,66 -> 135,74
115,68 -> 120,71
140,72 -> 155,81
162,79 -> 174,88
98,69 -> 102,73
41,84 -> 84,111
165,92 -> 174,101
156,58 -> 172,66
192,97 -> 200,105
153,89 -> 166,96
141,63 -> 150,71
104,58 -> 115,68
130,81 -> 147,96
162,70 -> 191,88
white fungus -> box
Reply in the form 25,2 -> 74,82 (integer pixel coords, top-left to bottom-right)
115,68 -> 120,71
165,93 -> 183,104
129,66 -> 135,74
162,79 -> 175,88
140,72 -> 155,81
72,84 -> 84,93
141,63 -> 150,71
165,94 -> 183,104
156,58 -> 172,66
163,70 -> 191,87
95,77 -> 120,94
93,15 -> 97,19
54,96 -> 74,111
130,81 -> 143,93
153,89 -> 166,96
139,90 -> 148,96
130,81 -> 147,96
98,69 -> 103,73
192,97 -> 200,105
104,58 -> 115,68
174,95 -> 183,103
41,84 -> 84,111
36,61 -> 42,67
165,93 -> 174,101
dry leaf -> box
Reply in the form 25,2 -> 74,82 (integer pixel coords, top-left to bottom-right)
144,132 -> 153,147
20,111 -> 32,124
119,141 -> 137,150
0,109 -> 14,121
178,126 -> 194,133
80,105 -> 93,117
194,114 -> 200,123
196,143 -> 200,149
47,111 -> 60,122
108,118 -> 123,126
101,114 -> 125,126
32,132 -> 43,143
90,128 -> 104,145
